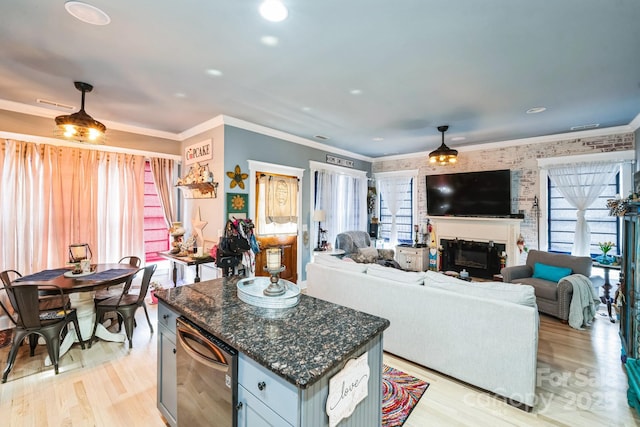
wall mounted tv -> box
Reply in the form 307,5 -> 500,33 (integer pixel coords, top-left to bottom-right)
426,169 -> 512,217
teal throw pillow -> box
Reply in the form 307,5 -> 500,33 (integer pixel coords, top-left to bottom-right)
532,262 -> 572,282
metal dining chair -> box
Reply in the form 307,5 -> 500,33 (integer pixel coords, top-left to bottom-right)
94,256 -> 142,301
89,264 -> 156,349
0,270 -> 71,316
1,282 -> 84,383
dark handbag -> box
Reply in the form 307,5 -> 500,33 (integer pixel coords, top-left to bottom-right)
219,220 -> 250,255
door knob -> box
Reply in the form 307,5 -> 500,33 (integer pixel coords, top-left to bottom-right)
236,402 -> 243,411
257,381 -> 266,391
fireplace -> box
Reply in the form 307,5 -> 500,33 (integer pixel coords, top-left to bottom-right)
440,239 -> 506,279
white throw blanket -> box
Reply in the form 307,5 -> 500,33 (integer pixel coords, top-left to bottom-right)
562,274 -> 599,330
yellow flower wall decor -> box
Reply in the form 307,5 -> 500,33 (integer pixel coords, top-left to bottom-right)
227,165 -> 248,189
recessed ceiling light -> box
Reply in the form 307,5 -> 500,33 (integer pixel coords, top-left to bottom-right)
570,123 -> 600,131
174,92 -> 186,98
260,36 -> 279,46
301,107 -> 311,112
259,0 -> 288,22
349,89 -> 362,95
64,1 -> 110,25
526,107 -> 546,114
206,69 -> 223,77
372,137 -> 384,142
451,136 -> 466,141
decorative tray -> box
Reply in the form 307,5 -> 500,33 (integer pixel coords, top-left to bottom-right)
237,277 -> 301,309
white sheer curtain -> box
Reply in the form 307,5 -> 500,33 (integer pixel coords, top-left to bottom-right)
0,139 -> 146,274
314,168 -> 367,249
547,161 -> 619,256
377,176 -> 412,246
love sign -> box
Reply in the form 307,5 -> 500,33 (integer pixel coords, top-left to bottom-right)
325,352 -> 370,427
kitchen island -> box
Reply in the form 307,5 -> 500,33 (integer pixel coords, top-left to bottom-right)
155,276 -> 390,427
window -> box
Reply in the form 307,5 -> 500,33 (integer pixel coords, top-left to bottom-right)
547,172 -> 620,256
378,177 -> 414,245
143,161 -> 169,262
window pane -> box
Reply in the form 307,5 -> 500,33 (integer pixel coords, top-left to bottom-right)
378,178 -> 413,244
548,172 -> 620,256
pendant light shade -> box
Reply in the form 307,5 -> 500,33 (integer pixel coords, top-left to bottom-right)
54,81 -> 106,144
428,125 -> 458,165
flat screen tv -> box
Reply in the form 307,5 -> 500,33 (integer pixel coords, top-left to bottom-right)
426,169 -> 512,217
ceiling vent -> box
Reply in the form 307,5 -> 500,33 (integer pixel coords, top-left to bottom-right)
36,98 -> 75,110
570,123 -> 600,131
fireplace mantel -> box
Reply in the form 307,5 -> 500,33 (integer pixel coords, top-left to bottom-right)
429,216 -> 522,267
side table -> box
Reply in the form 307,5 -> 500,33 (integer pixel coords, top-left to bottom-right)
158,251 -> 215,287
396,245 -> 429,272
592,261 -> 621,323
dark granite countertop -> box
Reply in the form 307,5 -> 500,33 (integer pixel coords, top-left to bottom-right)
155,277 -> 389,389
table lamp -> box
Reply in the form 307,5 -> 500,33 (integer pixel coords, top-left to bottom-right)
313,210 -> 326,251
69,243 -> 92,262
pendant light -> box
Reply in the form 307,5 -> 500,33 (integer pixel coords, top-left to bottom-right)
54,81 -> 106,144
428,125 -> 458,165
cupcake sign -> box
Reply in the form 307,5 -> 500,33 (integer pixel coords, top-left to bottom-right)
184,139 -> 212,165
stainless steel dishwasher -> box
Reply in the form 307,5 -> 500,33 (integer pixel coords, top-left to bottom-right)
176,317 -> 237,426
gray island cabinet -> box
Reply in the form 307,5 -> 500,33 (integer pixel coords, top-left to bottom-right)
155,277 -> 390,427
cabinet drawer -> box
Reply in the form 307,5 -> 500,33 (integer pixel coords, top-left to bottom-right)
158,302 -> 179,335
238,354 -> 298,425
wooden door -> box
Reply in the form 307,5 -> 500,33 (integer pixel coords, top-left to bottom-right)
254,235 -> 297,283
253,170 -> 300,284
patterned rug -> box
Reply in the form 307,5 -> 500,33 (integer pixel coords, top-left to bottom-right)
382,365 -> 429,427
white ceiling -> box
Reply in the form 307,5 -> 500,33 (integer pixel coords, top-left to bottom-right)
1,0 -> 639,158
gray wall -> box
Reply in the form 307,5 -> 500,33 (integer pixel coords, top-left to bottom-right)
223,125 -> 372,280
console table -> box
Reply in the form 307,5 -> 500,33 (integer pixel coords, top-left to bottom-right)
158,251 -> 215,287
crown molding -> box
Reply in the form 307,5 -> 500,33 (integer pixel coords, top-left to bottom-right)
2,98 -> 638,163
372,122 -> 638,163
0,130 -> 181,161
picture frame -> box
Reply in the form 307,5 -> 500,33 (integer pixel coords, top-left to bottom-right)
227,192 -> 248,219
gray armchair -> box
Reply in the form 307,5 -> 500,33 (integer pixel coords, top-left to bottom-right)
501,249 -> 593,321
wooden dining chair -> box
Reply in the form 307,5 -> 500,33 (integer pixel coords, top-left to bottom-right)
1,282 -> 84,383
89,264 -> 156,349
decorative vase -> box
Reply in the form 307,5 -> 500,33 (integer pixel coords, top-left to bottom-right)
598,253 -> 612,264
150,289 -> 158,304
169,222 -> 185,254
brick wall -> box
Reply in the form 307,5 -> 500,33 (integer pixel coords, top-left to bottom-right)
372,132 -> 635,251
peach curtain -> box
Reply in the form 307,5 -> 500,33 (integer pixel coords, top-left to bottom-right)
0,139 -> 146,275
149,157 -> 176,228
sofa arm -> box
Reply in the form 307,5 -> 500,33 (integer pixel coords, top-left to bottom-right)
501,265 -> 533,283
556,278 -> 575,321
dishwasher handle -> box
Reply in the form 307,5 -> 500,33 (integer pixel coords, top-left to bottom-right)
177,323 -> 230,372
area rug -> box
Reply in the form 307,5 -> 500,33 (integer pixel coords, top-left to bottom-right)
382,364 -> 429,427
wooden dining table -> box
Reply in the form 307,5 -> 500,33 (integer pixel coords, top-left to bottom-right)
13,263 -> 139,364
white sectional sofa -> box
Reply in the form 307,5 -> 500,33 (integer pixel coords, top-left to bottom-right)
306,257 -> 540,409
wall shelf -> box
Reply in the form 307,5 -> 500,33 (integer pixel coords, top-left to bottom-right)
176,182 -> 218,199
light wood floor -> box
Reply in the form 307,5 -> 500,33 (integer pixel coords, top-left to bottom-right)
0,274 -> 638,426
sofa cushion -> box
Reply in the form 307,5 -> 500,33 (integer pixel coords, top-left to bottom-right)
532,262 -> 572,282
350,247 -> 379,264
314,254 -> 369,273
366,263 -> 425,285
424,271 -> 536,307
